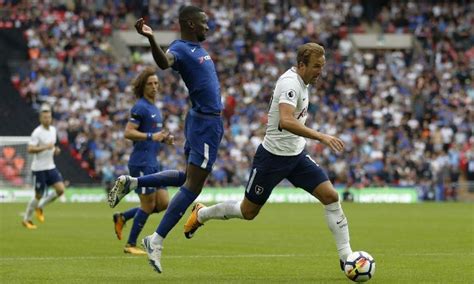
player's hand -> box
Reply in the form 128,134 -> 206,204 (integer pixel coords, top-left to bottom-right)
319,134 -> 344,153
45,143 -> 55,150
54,146 -> 61,155
153,130 -> 169,142
162,134 -> 175,145
135,18 -> 153,38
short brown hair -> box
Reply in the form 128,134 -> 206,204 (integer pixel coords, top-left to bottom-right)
296,43 -> 325,66
132,67 -> 159,98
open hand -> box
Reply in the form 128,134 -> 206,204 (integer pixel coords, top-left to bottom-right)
319,134 -> 345,153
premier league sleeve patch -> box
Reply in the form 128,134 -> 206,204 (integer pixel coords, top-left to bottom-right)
282,89 -> 297,101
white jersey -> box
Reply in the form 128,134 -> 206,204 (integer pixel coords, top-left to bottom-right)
29,125 -> 57,171
262,67 -> 309,156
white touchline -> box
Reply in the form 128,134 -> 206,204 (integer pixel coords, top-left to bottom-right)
0,252 -> 470,262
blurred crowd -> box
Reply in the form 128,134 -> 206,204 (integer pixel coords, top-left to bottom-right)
5,0 -> 474,199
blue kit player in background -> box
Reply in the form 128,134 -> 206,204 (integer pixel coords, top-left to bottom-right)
108,67 -> 186,255
184,43 -> 355,273
108,6 -> 224,273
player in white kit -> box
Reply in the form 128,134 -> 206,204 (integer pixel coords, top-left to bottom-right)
22,105 -> 66,229
184,43 -> 354,270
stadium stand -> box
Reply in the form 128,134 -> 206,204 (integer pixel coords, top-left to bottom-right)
0,1 -> 96,185
1,1 -> 472,200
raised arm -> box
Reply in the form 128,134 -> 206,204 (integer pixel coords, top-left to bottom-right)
279,103 -> 344,153
135,18 -> 175,70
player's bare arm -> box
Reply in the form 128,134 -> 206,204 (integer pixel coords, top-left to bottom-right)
27,143 -> 54,154
135,18 -> 174,69
279,103 -> 344,153
124,122 -> 169,142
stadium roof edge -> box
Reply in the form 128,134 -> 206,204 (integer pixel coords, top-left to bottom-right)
350,33 -> 413,49
114,30 -> 179,47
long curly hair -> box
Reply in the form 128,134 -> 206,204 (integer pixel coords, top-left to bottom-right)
132,67 -> 159,99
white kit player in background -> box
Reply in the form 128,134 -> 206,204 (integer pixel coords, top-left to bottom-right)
22,104 -> 66,229
184,43 -> 355,272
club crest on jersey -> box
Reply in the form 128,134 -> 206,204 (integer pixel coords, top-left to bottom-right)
255,185 -> 264,195
283,89 -> 297,101
199,55 -> 211,64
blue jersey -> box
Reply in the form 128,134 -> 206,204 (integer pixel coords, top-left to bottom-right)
168,40 -> 223,114
128,98 -> 162,167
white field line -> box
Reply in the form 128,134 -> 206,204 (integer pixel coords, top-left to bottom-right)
0,252 -> 471,262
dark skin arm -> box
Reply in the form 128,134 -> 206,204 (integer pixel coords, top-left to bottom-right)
135,18 -> 175,70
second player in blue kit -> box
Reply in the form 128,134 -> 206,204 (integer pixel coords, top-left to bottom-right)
109,68 -> 185,255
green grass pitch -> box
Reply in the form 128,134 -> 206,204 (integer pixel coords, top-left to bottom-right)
1,202 -> 473,283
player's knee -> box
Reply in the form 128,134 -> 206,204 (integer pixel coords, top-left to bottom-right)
56,188 -> 64,196
241,208 -> 259,220
154,199 -> 168,213
140,197 -> 156,214
141,204 -> 155,214
320,190 -> 339,205
53,182 -> 65,196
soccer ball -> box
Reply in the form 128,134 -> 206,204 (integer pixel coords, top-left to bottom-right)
344,251 -> 376,282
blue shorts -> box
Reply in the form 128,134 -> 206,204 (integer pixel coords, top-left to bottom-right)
33,168 -> 63,196
245,144 -> 329,205
128,165 -> 160,195
184,110 -> 224,171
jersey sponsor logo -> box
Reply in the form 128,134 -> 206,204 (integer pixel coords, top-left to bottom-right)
283,89 -> 297,101
255,185 -> 264,195
198,55 -> 212,64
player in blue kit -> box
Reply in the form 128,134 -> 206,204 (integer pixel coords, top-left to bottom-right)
184,43 -> 354,272
109,6 -> 224,273
108,67 -> 186,254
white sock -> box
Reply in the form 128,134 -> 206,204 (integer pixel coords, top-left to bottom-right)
130,177 -> 138,190
24,198 -> 39,221
198,200 -> 244,223
38,191 -> 58,209
325,201 -> 352,261
151,232 -> 164,247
